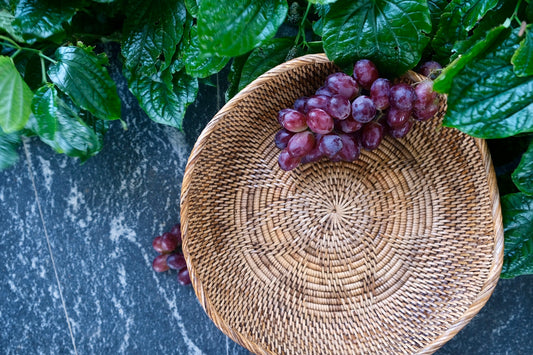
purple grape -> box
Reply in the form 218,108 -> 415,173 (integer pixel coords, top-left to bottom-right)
287,131 -> 316,158
177,268 -> 191,285
361,122 -> 384,150
306,108 -> 334,134
386,108 -> 411,128
326,94 -> 351,120
370,78 -> 391,110
389,83 -> 415,111
274,129 -> 293,149
337,116 -> 364,133
413,101 -> 439,121
419,61 -> 442,78
353,59 -> 379,90
167,253 -> 187,270
305,95 -> 329,112
301,144 -> 324,164
318,134 -> 343,159
160,232 -> 179,253
281,109 -> 308,132
277,108 -> 291,125
325,72 -> 359,100
152,254 -> 170,272
169,223 -> 182,241
336,133 -> 360,162
389,119 -> 413,139
351,96 -> 376,123
278,148 -> 300,171
315,86 -> 335,97
414,81 -> 436,106
293,97 -> 308,113
152,236 -> 165,253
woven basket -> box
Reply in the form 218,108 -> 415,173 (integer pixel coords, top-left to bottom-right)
180,54 -> 504,355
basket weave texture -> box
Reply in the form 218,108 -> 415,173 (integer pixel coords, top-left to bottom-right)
180,54 -> 504,355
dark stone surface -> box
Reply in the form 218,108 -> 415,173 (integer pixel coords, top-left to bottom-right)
0,52 -> 532,355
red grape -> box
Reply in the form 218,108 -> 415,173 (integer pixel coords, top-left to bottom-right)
278,148 -> 301,171
281,109 -> 308,132
318,134 -> 343,159
287,131 -> 316,158
274,129 -> 293,149
152,236 -> 165,253
301,144 -> 324,164
325,72 -> 359,100
152,254 -> 170,272
386,107 -> 411,128
413,101 -> 439,121
419,61 -> 442,78
177,268 -> 191,285
336,133 -> 360,162
389,83 -> 415,111
370,78 -> 391,110
169,223 -> 181,239
305,95 -> 329,112
307,108 -> 334,134
389,119 -> 413,139
338,116 -> 363,133
167,253 -> 187,270
353,59 -> 379,90
361,122 -> 384,150
414,81 -> 436,105
293,97 -> 308,113
326,94 -> 351,120
160,232 -> 179,253
315,86 -> 335,97
351,96 -> 376,123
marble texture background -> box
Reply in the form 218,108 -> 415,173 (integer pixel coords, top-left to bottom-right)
0,48 -> 531,355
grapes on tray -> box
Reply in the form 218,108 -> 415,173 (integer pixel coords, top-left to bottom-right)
274,58 -> 441,171
151,223 -> 191,286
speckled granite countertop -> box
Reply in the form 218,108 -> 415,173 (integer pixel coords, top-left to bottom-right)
1,53 -> 532,355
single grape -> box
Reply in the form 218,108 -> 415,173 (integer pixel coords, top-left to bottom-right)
293,97 -> 308,113
177,268 -> 191,285
414,81 -> 437,106
336,133 -> 360,162
325,72 -> 359,100
326,94 -> 351,120
351,96 -> 377,123
361,122 -> 384,150
305,95 -> 329,112
278,148 -> 301,171
419,61 -> 442,78
152,254 -> 170,273
306,108 -> 334,134
277,108 -> 291,126
337,116 -> 364,133
160,232 -> 179,253
389,119 -> 413,139
315,86 -> 335,97
389,83 -> 415,111
281,109 -> 308,132
386,107 -> 411,128
353,59 -> 379,90
301,144 -> 324,164
152,236 -> 165,253
287,131 -> 316,158
274,129 -> 293,149
413,100 -> 439,121
370,78 -> 391,110
167,253 -> 187,270
169,223 -> 181,240
318,134 -> 343,159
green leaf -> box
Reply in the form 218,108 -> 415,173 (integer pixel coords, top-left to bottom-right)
0,126 -> 20,170
433,25 -> 510,94
511,26 -> 533,77
184,0 -> 198,17
197,0 -> 288,57
321,0 -> 432,76
238,38 -> 294,92
12,0 -> 82,42
307,0 -> 337,4
182,26 -> 230,78
31,85 -> 58,140
0,9 -> 24,42
312,4 -> 330,37
47,46 -> 121,121
127,69 -> 198,129
122,0 -> 186,76
225,53 -> 251,102
501,193 -> 533,278
431,0 -> 499,63
0,56 -> 32,133
512,139 -> 533,195
443,29 -> 533,139
427,0 -> 448,35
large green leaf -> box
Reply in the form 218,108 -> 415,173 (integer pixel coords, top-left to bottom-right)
182,26 -> 230,78
184,0 -> 198,17
31,84 -> 58,141
0,126 -> 20,170
12,0 -> 82,42
225,53 -> 251,102
128,69 -> 198,129
512,139 -> 533,195
443,29 -> 533,139
321,0 -> 432,76
197,0 -> 288,57
0,56 -> 32,133
512,26 -> 533,77
122,0 -> 186,76
0,9 -> 24,42
501,193 -> 533,278
47,46 -> 121,121
427,0 -> 448,35
431,0 -> 499,62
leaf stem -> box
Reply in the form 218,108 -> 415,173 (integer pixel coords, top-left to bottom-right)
0,34 -> 21,49
294,2 -> 312,48
512,0 -> 524,24
38,53 -> 57,64
40,56 -> 48,84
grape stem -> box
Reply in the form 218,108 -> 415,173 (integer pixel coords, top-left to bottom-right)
511,0 -> 524,26
294,2 -> 312,49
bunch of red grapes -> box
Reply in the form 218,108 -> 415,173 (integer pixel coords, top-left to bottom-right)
275,59 -> 442,171
151,223 -> 191,286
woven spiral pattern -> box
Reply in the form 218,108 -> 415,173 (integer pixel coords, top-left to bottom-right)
180,54 -> 503,355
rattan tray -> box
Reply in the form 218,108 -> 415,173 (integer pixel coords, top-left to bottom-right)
180,54 -> 504,354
